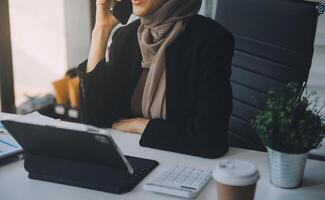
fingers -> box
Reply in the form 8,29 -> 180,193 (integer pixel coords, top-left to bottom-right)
96,0 -> 119,7
96,0 -> 107,5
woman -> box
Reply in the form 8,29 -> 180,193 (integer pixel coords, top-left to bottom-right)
78,0 -> 234,158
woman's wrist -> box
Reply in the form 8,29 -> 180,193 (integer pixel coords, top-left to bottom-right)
94,15 -> 119,31
93,21 -> 114,31
92,25 -> 112,36
86,27 -> 112,73
112,118 -> 150,134
135,118 -> 150,134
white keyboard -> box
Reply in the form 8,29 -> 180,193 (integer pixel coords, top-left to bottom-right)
144,165 -> 212,199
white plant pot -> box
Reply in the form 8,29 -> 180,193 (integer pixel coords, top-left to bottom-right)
267,147 -> 308,189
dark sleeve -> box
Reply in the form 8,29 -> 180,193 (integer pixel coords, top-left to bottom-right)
139,33 -> 235,159
78,29 -> 127,128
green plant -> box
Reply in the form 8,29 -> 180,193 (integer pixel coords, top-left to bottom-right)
252,82 -> 325,154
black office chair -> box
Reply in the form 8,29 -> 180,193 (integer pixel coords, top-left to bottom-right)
215,0 -> 324,151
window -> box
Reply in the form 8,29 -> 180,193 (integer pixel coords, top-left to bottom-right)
8,0 -> 92,113
0,0 -> 15,113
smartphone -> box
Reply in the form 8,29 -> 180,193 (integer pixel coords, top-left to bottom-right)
112,0 -> 133,25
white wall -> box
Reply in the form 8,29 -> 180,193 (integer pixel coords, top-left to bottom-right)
308,13 -> 325,88
64,0 -> 91,68
8,0 -> 91,104
9,0 -> 68,99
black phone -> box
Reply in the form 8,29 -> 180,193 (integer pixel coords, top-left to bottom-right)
112,0 -> 133,25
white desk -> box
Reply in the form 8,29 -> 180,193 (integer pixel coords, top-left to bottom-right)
0,129 -> 325,200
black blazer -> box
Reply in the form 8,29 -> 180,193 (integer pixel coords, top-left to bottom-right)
78,14 -> 234,158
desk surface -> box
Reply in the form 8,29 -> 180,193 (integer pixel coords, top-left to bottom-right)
0,129 -> 325,200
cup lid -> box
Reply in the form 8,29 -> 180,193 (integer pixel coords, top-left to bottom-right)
213,160 -> 260,186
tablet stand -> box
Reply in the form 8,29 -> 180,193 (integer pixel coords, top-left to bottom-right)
25,153 -> 158,194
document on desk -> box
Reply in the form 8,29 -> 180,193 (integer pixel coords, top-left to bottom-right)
1,111 -> 109,138
0,112 -> 54,159
0,121 -> 23,159
22,112 -> 101,133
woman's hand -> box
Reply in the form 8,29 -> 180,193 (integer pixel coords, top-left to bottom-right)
87,0 -> 121,73
112,118 -> 150,134
95,0 -> 120,29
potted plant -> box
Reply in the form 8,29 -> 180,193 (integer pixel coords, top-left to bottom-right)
252,82 -> 325,188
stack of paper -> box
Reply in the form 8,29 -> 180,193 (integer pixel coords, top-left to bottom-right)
1,112 -> 95,132
0,119 -> 23,159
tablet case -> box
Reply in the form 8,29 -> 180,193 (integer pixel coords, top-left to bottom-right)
2,120 -> 159,194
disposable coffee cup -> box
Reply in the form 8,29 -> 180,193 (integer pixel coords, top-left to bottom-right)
213,160 -> 260,200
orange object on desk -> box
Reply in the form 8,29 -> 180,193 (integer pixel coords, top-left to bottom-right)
68,77 -> 80,108
52,77 -> 70,105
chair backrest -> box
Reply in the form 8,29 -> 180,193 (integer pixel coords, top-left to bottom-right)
215,0 -> 324,151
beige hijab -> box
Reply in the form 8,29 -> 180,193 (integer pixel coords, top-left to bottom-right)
138,0 -> 202,119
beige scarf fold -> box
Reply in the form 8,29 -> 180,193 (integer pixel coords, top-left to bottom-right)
138,0 -> 202,119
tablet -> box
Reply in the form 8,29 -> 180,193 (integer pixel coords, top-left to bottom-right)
1,119 -> 134,174
1,117 -> 159,193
